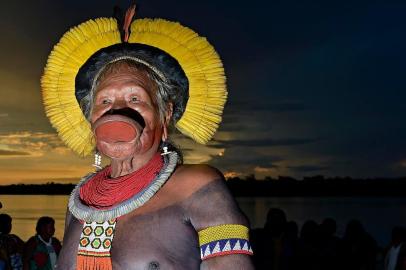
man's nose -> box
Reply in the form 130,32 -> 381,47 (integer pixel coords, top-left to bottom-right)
112,98 -> 127,109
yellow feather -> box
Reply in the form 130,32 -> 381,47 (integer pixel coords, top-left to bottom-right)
42,18 -> 121,156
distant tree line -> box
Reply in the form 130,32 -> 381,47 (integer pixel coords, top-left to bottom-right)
227,175 -> 406,197
1,175 -> 406,196
0,183 -> 75,195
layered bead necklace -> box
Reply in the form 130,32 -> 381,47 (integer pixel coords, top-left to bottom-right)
69,152 -> 178,270
79,153 -> 164,209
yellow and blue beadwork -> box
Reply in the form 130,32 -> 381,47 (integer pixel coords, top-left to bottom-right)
198,224 -> 253,260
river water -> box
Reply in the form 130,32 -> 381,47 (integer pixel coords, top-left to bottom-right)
1,195 -> 406,247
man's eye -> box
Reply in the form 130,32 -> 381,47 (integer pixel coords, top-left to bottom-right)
102,99 -> 110,104
131,96 -> 138,102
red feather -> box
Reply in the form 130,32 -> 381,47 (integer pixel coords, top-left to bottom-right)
123,4 -> 136,42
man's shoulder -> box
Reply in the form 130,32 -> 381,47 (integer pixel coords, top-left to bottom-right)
172,165 -> 248,230
175,164 -> 223,182
162,164 -> 225,203
173,164 -> 224,190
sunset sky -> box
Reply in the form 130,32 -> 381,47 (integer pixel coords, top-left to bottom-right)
0,0 -> 405,184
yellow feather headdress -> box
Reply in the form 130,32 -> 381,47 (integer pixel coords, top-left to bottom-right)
41,15 -> 227,157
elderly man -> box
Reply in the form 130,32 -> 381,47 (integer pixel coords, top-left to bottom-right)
41,5 -> 253,270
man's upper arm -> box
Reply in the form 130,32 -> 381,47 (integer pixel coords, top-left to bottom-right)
181,167 -> 254,269
64,208 -> 72,233
185,177 -> 248,230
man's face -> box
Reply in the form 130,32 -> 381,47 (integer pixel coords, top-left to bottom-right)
42,222 -> 55,238
91,66 -> 163,160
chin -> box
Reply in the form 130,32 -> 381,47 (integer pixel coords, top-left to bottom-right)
97,140 -> 139,160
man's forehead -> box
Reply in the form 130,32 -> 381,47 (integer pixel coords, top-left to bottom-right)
96,64 -> 156,92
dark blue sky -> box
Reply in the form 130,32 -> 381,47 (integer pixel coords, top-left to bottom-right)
0,0 -> 405,183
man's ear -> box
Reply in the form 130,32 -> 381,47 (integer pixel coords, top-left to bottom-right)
165,103 -> 173,126
162,103 -> 173,141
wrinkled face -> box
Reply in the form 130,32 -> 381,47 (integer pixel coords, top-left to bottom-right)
91,65 -> 163,160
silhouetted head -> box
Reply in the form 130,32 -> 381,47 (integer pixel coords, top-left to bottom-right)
264,208 -> 287,237
344,219 -> 365,240
391,226 -> 406,246
0,213 -> 12,234
36,216 -> 55,240
300,220 -> 319,242
321,218 -> 337,237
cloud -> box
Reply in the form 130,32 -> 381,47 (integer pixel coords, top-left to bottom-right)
227,101 -> 307,114
52,146 -> 72,155
220,121 -> 271,133
218,100 -> 309,133
0,149 -> 30,156
214,137 -> 320,148
171,134 -> 224,164
287,165 -> 330,173
0,131 -> 65,158
254,165 -> 280,174
223,171 -> 242,179
208,146 -> 283,176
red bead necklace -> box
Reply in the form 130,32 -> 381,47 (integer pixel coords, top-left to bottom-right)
79,153 -> 164,209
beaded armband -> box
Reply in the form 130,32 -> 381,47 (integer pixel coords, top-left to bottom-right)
198,224 -> 253,260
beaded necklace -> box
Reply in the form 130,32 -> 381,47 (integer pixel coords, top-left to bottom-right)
79,153 -> 163,209
69,151 -> 178,222
71,151 -> 178,270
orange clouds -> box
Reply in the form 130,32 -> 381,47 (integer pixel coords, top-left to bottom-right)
0,131 -> 92,184
0,132 -> 65,158
223,171 -> 241,179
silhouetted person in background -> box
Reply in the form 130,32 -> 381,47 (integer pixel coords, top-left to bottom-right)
0,214 -> 24,270
318,218 -> 343,270
342,219 -> 377,270
298,220 -> 321,270
23,217 -> 61,270
285,221 -> 298,242
385,226 -> 406,270
284,220 -> 300,269
251,208 -> 296,270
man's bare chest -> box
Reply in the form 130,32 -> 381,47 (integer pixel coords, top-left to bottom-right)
57,205 -> 200,270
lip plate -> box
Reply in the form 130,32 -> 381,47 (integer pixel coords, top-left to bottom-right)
93,114 -> 143,143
